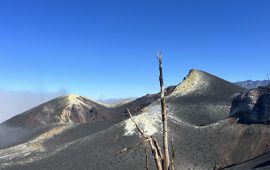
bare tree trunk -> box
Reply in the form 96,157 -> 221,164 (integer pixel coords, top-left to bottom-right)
170,141 -> 175,170
144,141 -> 149,170
157,52 -> 170,170
148,138 -> 163,170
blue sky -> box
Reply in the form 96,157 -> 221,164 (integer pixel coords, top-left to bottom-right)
0,0 -> 270,99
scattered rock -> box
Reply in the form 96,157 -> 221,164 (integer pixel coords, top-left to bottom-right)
230,85 -> 270,124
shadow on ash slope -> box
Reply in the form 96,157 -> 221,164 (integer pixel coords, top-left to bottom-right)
2,103 -> 269,170
122,85 -> 270,169
0,69 -> 269,170
168,69 -> 245,126
0,124 -> 74,168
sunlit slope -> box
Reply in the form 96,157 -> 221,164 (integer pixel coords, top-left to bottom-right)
168,69 -> 245,125
2,94 -> 112,127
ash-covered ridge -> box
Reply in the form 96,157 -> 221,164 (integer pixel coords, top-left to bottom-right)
167,69 -> 245,126
3,94 -> 111,127
3,85 -> 176,128
171,69 -> 211,96
171,69 -> 244,97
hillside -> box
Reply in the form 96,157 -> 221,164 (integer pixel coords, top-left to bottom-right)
0,69 -> 269,170
168,69 -> 244,126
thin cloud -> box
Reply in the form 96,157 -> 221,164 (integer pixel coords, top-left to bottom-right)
0,89 -> 68,123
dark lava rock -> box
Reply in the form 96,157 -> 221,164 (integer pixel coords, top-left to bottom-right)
230,85 -> 270,124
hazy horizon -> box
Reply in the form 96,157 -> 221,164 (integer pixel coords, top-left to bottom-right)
0,76 -> 268,123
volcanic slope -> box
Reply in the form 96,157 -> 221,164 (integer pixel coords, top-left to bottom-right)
224,151 -> 270,170
168,69 -> 245,126
1,69 -> 269,170
3,94 -> 112,127
0,86 -> 175,149
3,85 -> 176,128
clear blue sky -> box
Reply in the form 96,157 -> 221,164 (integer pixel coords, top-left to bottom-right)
0,0 -> 270,98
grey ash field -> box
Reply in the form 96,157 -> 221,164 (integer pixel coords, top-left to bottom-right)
0,69 -> 270,170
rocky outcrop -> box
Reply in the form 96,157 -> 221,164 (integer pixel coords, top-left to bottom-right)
230,85 -> 270,124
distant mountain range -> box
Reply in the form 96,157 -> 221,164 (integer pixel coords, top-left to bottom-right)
235,80 -> 269,89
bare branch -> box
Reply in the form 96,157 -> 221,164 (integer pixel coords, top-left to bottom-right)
127,108 -> 145,137
118,140 -> 145,154
128,108 -> 163,170
144,140 -> 149,170
170,140 -> 175,170
148,138 -> 163,170
152,136 -> 163,159
125,109 -> 163,170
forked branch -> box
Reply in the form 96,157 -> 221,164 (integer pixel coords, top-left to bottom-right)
128,109 -> 163,170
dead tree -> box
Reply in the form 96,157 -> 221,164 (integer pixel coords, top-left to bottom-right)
157,52 -> 170,170
119,109 -> 163,170
120,53 -> 175,170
